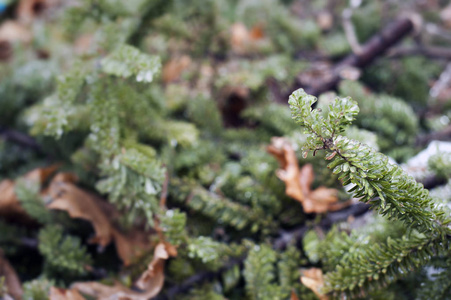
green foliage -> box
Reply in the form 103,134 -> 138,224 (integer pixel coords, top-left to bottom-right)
324,232 -> 445,297
242,103 -> 299,136
0,220 -> 30,256
187,237 -> 245,271
159,209 -> 187,246
0,277 -> 6,298
181,283 -> 226,300
0,140 -> 40,180
170,179 -> 273,233
277,245 -> 303,295
0,60 -> 56,126
288,88 -> 359,153
188,236 -> 223,264
96,146 -> 165,227
236,0 -> 320,53
289,88 -> 451,296
428,152 -> 451,180
338,80 -> 419,160
222,264 -> 241,293
319,33 -> 351,57
15,178 -> 52,224
290,88 -> 450,234
3,1 -> 451,299
38,226 -> 92,276
101,45 -> 161,82
351,1 -> 382,42
416,258 -> 451,300
363,57 -> 441,106
243,244 -> 285,300
23,278 -> 54,300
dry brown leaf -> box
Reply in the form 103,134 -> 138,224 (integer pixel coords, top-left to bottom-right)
110,228 -> 153,267
0,20 -> 32,60
231,23 -> 248,53
267,137 -> 349,213
162,55 -> 192,83
0,165 -> 151,266
230,22 -> 267,54
316,11 -> 333,31
46,175 -> 151,266
0,165 -> 58,219
49,287 -> 86,300
16,0 -> 59,24
441,4 -> 451,28
47,179 -> 114,247
72,242 -> 176,300
290,290 -> 300,300
0,21 -> 32,43
74,34 -> 94,55
0,250 -> 23,300
0,180 -> 26,217
249,24 -> 265,40
300,268 -> 329,300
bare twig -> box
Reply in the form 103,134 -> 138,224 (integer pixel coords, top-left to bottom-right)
424,23 -> 451,42
0,127 -> 43,154
160,169 -> 169,209
388,46 -> 451,60
294,17 -> 415,97
430,62 -> 451,99
342,7 -> 363,54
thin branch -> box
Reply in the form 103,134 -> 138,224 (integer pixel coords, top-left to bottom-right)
342,8 -> 363,55
424,23 -> 451,42
0,127 -> 43,154
294,17 -> 415,97
430,62 -> 451,99
388,46 -> 451,60
160,169 -> 169,209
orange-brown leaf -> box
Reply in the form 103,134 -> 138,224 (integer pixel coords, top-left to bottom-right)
16,0 -> 59,24
72,242 -> 176,300
47,180 -> 114,247
162,55 -> 192,83
300,268 -> 329,300
0,21 -> 32,43
0,165 -> 58,219
0,250 -> 23,300
249,24 -> 265,40
230,23 -> 249,54
268,137 -> 347,214
290,290 -> 300,300
46,175 -> 151,265
49,287 -> 86,300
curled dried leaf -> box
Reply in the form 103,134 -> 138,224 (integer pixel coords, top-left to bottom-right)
230,22 -> 267,54
268,137 -> 349,213
16,0 -> 59,24
162,55 -> 192,83
0,250 -> 23,300
46,174 -> 151,266
290,290 -> 300,300
300,268 -> 329,300
47,179 -> 114,247
0,20 -> 32,60
49,287 -> 85,300
72,242 -> 176,300
0,165 -> 58,220
316,11 -> 333,31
